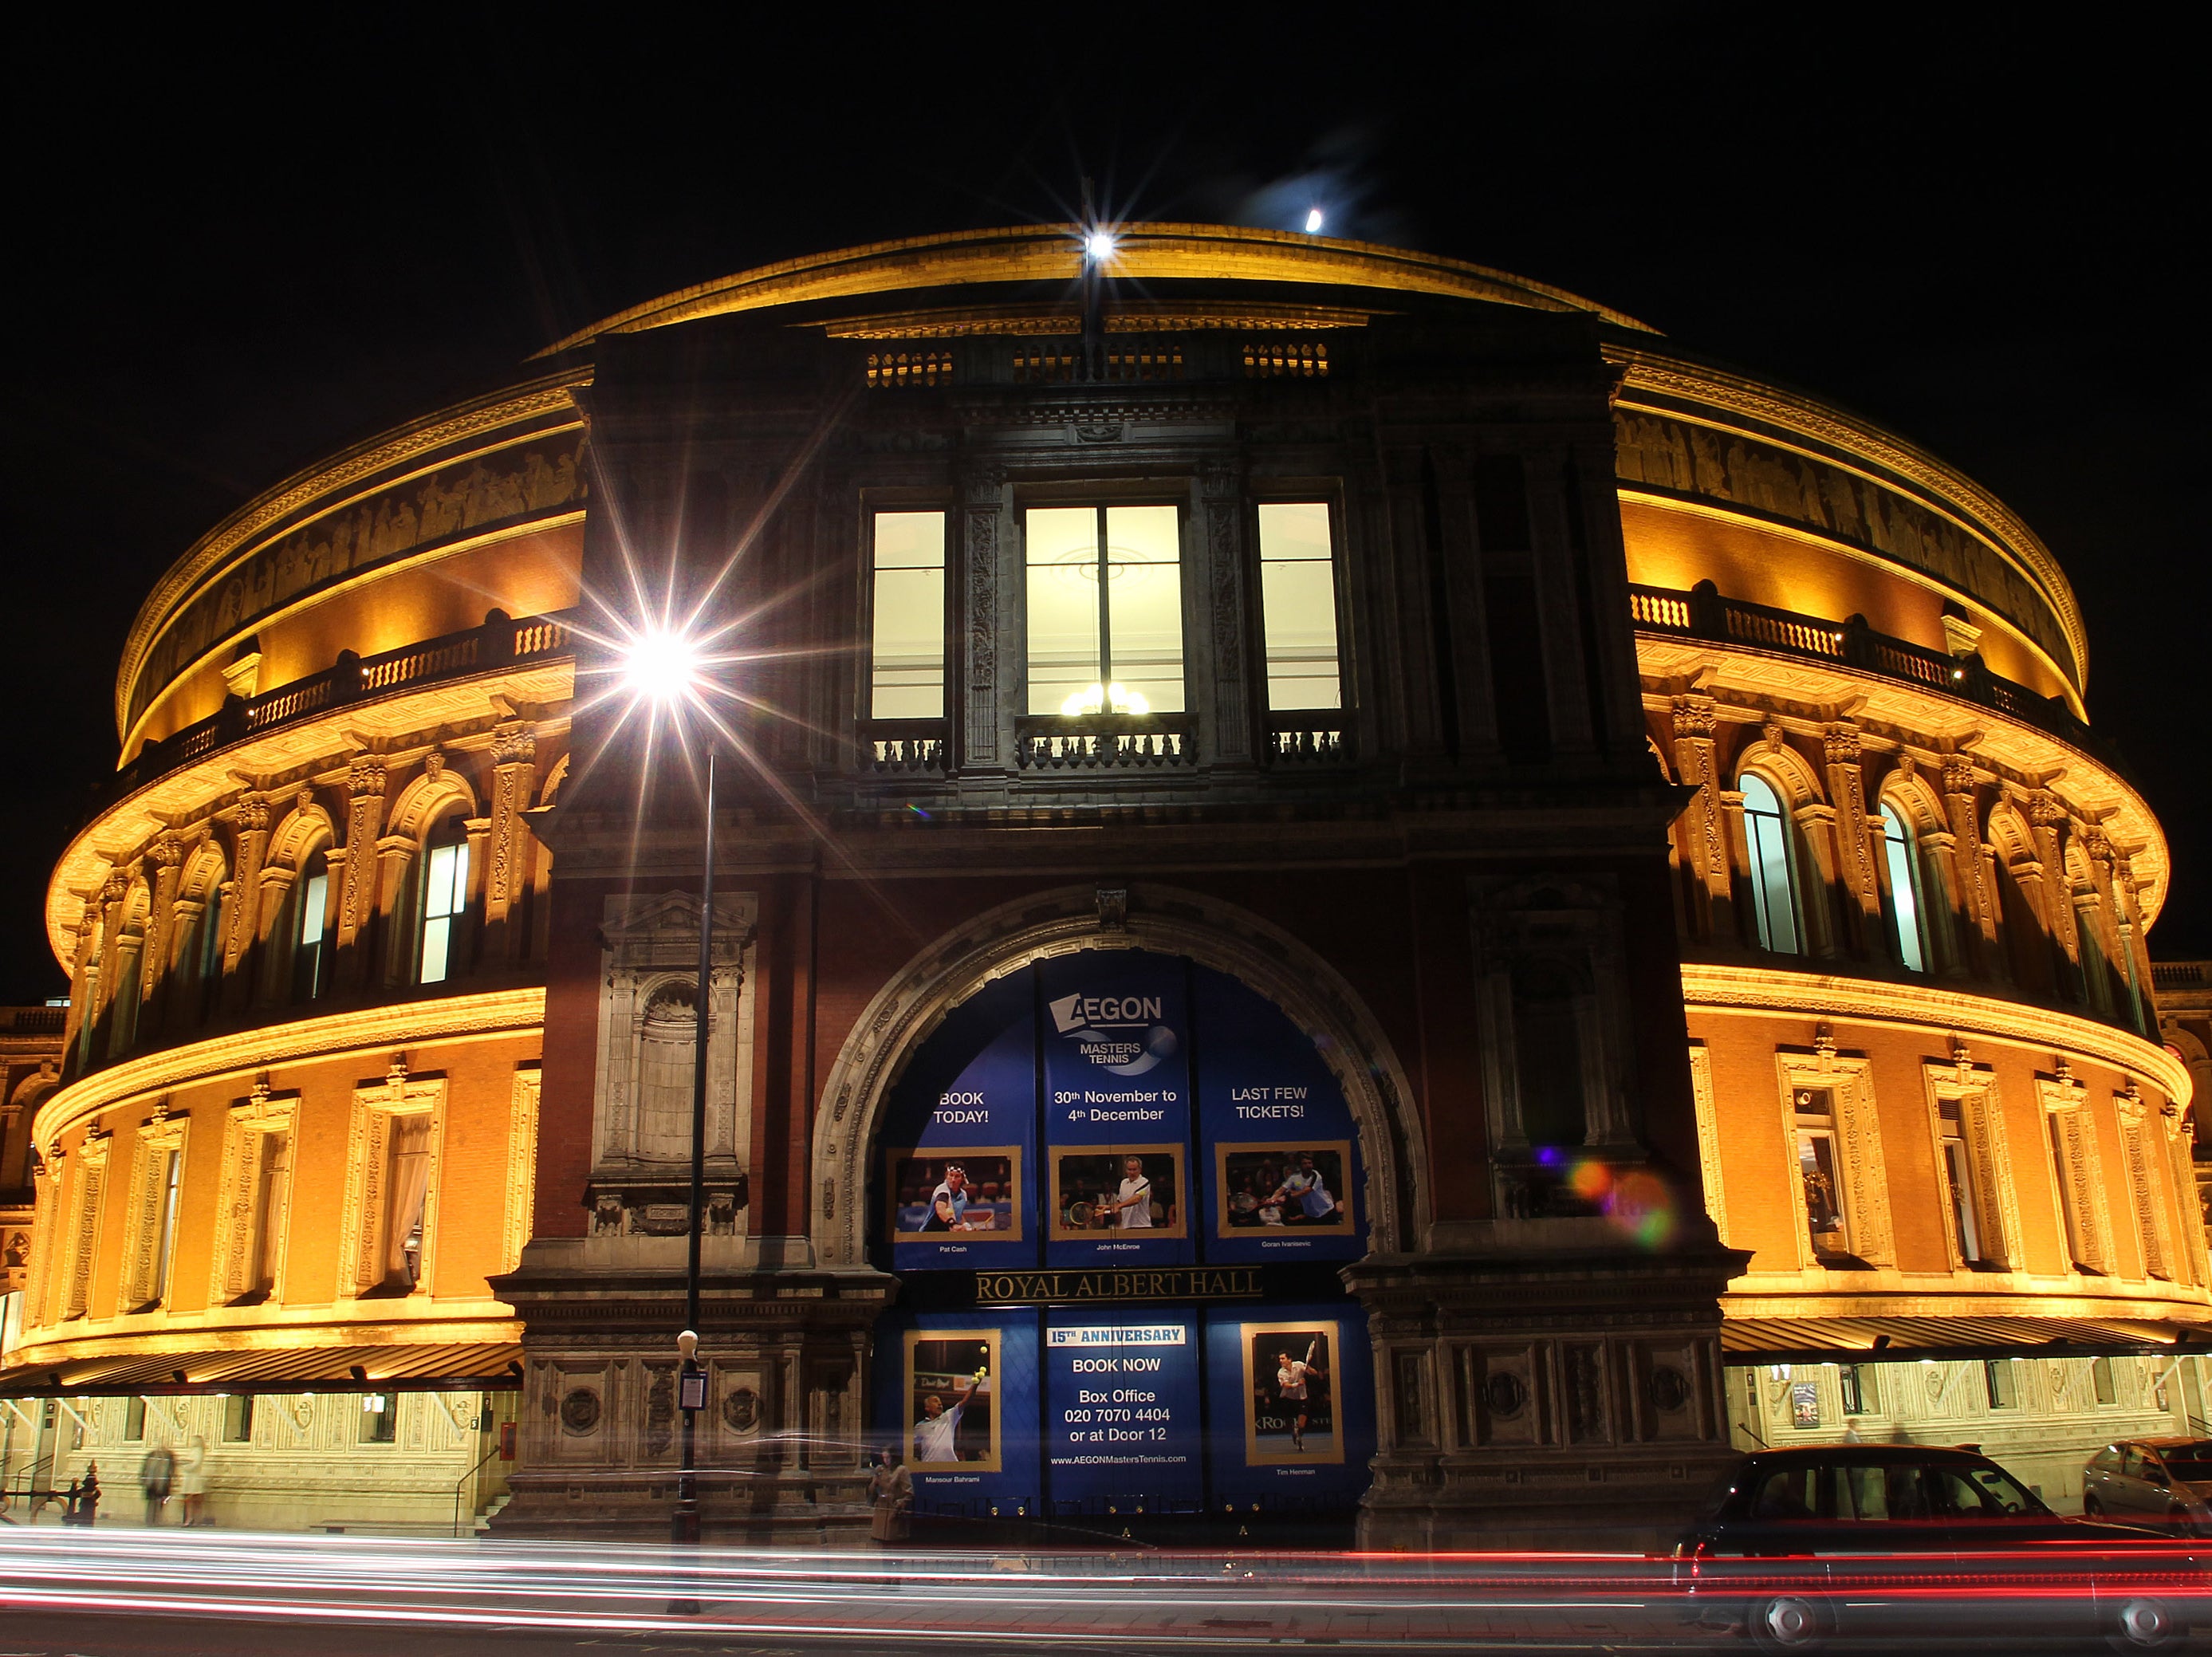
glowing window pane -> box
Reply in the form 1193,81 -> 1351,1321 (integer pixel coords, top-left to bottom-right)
1257,502 -> 1340,712
419,840 -> 468,985
1104,506 -> 1185,714
870,512 -> 946,718
1025,507 -> 1104,714
1739,773 -> 1800,955
1880,806 -> 1925,971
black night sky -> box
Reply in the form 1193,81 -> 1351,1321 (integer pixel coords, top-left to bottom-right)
2,9 -> 2202,1003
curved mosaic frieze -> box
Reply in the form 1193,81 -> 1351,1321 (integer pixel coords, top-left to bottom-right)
128,431 -> 588,732
1614,410 -> 2071,678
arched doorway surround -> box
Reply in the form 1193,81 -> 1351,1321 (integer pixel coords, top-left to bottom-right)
812,883 -> 1428,1267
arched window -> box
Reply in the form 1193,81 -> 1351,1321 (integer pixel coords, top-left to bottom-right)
1739,772 -> 1801,954
418,816 -> 470,985
289,846 -> 332,1003
1877,804 -> 1927,972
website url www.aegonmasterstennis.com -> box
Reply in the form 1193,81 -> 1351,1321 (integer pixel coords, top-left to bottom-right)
1050,1454 -> 1191,1466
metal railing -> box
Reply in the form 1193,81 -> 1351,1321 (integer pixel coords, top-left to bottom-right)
1629,580 -> 2124,772
94,610 -> 576,825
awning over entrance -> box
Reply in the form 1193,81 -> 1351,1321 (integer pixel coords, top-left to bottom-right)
0,1340 -> 522,1398
1721,1314 -> 2212,1365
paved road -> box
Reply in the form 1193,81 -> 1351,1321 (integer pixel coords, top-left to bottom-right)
2,1529 -> 2202,1653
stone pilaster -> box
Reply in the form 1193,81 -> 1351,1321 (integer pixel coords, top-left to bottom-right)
1668,695 -> 1734,940
1820,722 -> 1880,955
333,758 -> 388,990
483,722 -> 538,964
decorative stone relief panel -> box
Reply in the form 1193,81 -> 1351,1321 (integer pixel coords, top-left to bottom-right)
1469,875 -> 1639,1214
116,1106 -> 188,1313
209,1080 -> 299,1304
589,891 -> 757,1233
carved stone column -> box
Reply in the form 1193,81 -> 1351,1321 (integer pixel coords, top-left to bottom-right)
333,758 -> 388,990
1820,723 -> 1880,957
221,797 -> 272,1013
137,836 -> 187,1037
483,722 -> 538,964
1789,802 -> 1843,958
373,835 -> 421,987
1940,755 -> 1997,977
1668,695 -> 1733,940
2022,792 -> 2087,1006
1199,459 -> 1253,766
91,872 -> 129,1054
958,464 -> 1006,772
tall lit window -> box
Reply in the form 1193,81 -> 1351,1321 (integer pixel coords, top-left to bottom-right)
290,853 -> 330,1002
1840,1364 -> 1875,1416
1256,502 -> 1340,710
360,1391 -> 398,1444
868,510 -> 947,718
222,1393 -> 254,1442
1938,1100 -> 1985,1265
246,1132 -> 292,1298
1794,1086 -> 1850,1260
380,1115 -> 434,1293
1025,505 -> 1184,715
146,1147 -> 183,1309
1984,1358 -> 2016,1408
1739,773 -> 1801,954
1879,805 -> 1927,971
419,828 -> 470,985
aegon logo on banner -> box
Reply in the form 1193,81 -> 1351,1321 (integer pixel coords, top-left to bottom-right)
1047,992 -> 1179,1076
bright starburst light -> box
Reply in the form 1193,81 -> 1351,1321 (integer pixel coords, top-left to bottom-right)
1304,207 -> 1324,234
1084,228 -> 1116,261
619,626 -> 705,706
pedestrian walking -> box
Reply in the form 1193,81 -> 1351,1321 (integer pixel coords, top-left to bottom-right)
138,1442 -> 174,1526
868,1447 -> 911,1543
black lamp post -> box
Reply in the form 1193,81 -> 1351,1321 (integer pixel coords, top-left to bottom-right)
672,747 -> 715,1575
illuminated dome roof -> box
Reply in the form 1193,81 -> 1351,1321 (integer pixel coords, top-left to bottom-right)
537,222 -> 1663,354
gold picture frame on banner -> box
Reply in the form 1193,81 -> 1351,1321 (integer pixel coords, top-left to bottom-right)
1238,1318 -> 1344,1466
903,1327 -> 1002,1471
1048,1143 -> 1187,1239
1213,1139 -> 1354,1238
885,1147 -> 1023,1242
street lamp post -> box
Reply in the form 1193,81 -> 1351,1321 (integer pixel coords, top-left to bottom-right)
614,625 -> 714,1600
673,746 -> 715,1553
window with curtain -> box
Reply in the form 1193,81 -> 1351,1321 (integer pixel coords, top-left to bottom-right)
1938,1099 -> 1985,1265
382,1114 -> 433,1293
1256,502 -> 1340,710
1739,773 -> 1801,954
290,851 -> 330,1002
1025,504 -> 1184,716
1795,1086 -> 1850,1260
246,1131 -> 291,1299
419,825 -> 469,985
1879,804 -> 1927,971
869,510 -> 947,718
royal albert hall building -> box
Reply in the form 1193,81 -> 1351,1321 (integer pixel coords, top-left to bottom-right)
2,225 -> 2207,1547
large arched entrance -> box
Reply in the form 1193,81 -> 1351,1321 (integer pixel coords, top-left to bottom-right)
813,886 -> 1421,1533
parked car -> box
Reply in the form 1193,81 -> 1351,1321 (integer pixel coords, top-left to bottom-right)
1672,1445 -> 2202,1652
2085,1439 -> 2212,1533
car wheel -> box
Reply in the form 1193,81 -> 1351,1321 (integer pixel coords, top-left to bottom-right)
2083,1494 -> 2104,1516
2108,1596 -> 2186,1652
1747,1594 -> 1829,1653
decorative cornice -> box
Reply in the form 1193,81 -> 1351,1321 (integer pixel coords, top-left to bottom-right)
1611,348 -> 2086,689
116,372 -> 589,738
30,988 -> 544,1147
1680,962 -> 2190,1104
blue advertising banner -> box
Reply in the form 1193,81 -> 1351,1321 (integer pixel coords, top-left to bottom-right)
1202,1301 -> 1375,1513
1192,965 -> 1368,1265
880,969 -> 1038,1269
1039,953 -> 1194,1268
873,1309 -> 1041,1520
1043,1308 -> 1205,1517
